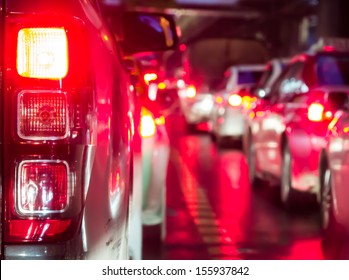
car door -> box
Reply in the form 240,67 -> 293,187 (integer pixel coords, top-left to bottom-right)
256,61 -> 308,176
328,112 -> 349,227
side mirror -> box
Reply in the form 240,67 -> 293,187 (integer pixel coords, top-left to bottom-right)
121,12 -> 178,55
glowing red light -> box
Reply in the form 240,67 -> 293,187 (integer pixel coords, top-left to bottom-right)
323,45 -> 336,52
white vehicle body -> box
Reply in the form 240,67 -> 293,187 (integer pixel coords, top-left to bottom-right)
179,85 -> 214,126
210,64 -> 265,142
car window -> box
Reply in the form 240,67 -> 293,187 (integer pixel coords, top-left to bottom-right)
237,70 -> 264,84
278,62 -> 307,103
268,65 -> 291,104
257,64 -> 272,87
317,53 -> 349,86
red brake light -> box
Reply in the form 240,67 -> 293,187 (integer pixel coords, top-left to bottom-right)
308,103 -> 324,122
17,28 -> 68,79
228,94 -> 242,107
186,85 -> 196,98
9,220 -> 71,239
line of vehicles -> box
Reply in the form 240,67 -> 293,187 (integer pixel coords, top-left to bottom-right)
178,38 -> 349,259
2,0 -> 349,261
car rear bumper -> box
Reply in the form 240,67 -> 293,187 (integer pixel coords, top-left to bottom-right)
180,96 -> 213,124
288,130 -> 326,197
215,107 -> 245,137
3,237 -> 82,260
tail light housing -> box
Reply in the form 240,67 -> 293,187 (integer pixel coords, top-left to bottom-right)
228,94 -> 242,107
3,15 -> 90,243
17,160 -> 69,215
18,90 -> 69,140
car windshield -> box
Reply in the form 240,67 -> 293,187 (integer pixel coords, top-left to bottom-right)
317,53 -> 349,86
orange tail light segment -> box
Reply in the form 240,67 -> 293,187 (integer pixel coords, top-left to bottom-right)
17,28 -> 68,79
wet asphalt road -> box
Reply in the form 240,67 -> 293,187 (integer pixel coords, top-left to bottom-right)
143,113 -> 323,260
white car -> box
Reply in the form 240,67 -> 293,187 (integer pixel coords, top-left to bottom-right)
210,64 -> 265,146
254,58 -> 290,99
179,84 -> 214,131
140,108 -> 169,233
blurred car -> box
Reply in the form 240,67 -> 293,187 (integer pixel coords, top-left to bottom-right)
318,109 -> 349,259
130,54 -> 170,243
210,64 -> 264,146
0,0 -> 178,260
245,46 -> 349,208
179,83 -> 214,131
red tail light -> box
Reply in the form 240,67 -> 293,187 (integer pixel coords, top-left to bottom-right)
4,15 -> 89,243
185,85 -> 196,98
17,161 -> 69,215
9,220 -> 71,240
228,94 -> 242,107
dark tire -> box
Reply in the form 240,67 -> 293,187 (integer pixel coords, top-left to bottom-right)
320,165 -> 345,259
280,143 -> 297,208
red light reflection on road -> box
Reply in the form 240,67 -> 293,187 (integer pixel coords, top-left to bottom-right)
163,116 -> 323,260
